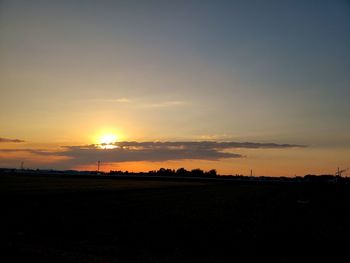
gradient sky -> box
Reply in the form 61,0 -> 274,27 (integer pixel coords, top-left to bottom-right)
1,0 -> 349,176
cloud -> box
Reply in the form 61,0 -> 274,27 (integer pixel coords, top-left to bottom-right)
112,141 -> 304,149
114,98 -> 132,103
0,137 -> 25,143
0,141 -> 305,168
58,141 -> 303,165
58,142 -> 242,164
86,98 -> 186,107
197,134 -> 236,141
142,101 -> 187,108
0,148 -> 59,154
84,98 -> 132,103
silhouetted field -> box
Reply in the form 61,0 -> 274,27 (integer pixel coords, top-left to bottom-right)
1,174 -> 350,262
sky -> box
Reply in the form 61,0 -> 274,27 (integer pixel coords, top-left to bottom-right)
1,0 -> 349,176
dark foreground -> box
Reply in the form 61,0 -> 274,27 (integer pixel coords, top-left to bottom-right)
1,174 -> 350,262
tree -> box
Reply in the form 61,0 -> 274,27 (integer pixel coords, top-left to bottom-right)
191,168 -> 204,177
176,167 -> 189,176
206,169 -> 217,177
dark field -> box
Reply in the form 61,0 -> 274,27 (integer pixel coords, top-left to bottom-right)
1,174 -> 350,262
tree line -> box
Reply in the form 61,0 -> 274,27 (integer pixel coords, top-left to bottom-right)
110,167 -> 217,178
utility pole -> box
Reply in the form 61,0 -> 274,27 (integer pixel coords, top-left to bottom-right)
250,169 -> 253,177
336,167 -> 348,177
20,161 -> 24,170
97,160 -> 101,172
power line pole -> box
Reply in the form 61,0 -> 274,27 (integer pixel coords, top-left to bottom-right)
97,160 -> 101,172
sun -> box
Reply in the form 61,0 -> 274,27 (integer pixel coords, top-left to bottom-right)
100,134 -> 118,145
98,134 -> 119,149
93,128 -> 124,149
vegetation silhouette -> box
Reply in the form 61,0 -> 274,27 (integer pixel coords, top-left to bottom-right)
117,167 -> 218,178
1,167 -> 349,184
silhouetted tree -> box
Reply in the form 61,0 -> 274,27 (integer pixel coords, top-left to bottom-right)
206,169 -> 217,177
176,167 -> 189,177
157,168 -> 175,176
191,168 -> 204,177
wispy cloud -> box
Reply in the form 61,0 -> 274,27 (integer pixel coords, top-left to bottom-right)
142,101 -> 187,108
113,98 -> 132,103
0,137 -> 25,143
84,98 -> 187,108
197,134 -> 238,141
87,98 -> 132,103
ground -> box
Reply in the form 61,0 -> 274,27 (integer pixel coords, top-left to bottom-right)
1,174 -> 350,262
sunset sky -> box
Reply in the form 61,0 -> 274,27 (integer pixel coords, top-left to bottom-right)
1,0 -> 349,176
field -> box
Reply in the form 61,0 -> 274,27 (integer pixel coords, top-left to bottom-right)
1,174 -> 350,262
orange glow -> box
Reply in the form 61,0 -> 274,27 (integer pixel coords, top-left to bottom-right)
98,134 -> 118,149
100,134 -> 118,144
93,129 -> 123,149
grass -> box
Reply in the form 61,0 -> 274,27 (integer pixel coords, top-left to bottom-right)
1,174 -> 350,262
